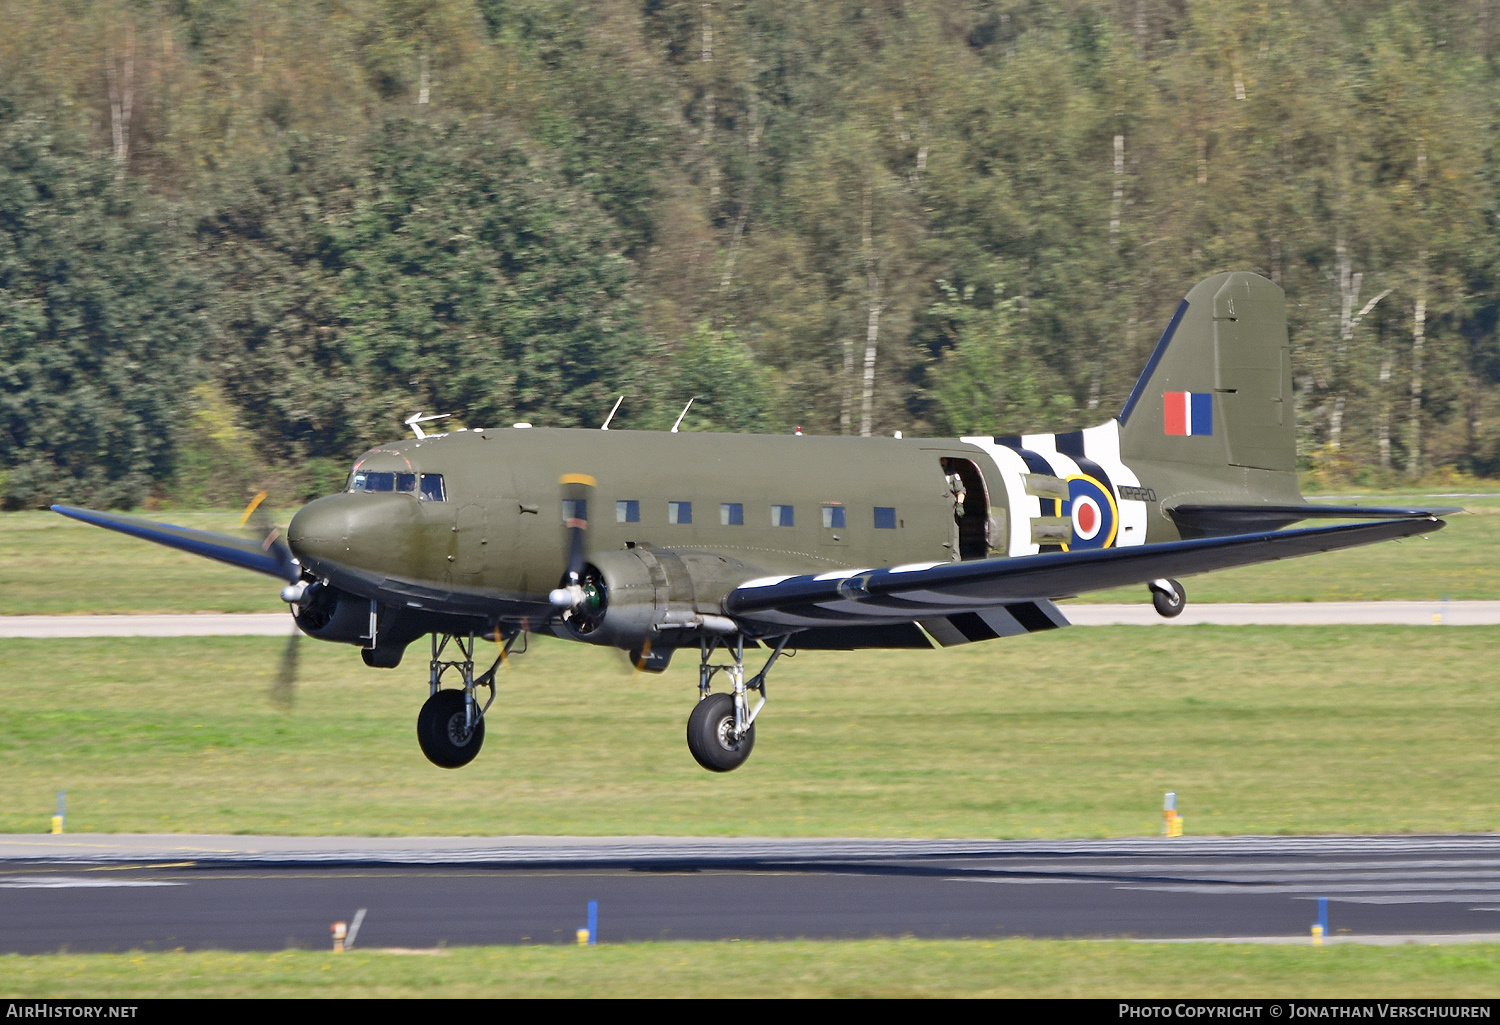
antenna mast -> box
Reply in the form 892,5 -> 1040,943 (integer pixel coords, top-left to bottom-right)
670,397 -> 698,433
600,395 -> 624,431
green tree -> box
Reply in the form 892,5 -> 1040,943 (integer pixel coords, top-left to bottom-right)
0,103 -> 206,508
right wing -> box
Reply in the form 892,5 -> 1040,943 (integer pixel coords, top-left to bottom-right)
1169,502 -> 1464,538
724,516 -> 1445,632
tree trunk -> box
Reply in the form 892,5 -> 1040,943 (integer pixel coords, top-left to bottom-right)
1328,226 -> 1391,454
1110,134 -> 1125,248
105,22 -> 135,173
1408,138 -> 1428,480
1407,258 -> 1426,479
840,336 -> 854,435
859,183 -> 882,438
701,3 -> 717,206
1377,349 -> 1393,471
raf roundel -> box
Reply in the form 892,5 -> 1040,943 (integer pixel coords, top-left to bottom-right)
1064,474 -> 1119,550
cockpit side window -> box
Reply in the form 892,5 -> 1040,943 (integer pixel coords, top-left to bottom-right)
350,471 -> 396,493
348,470 -> 435,497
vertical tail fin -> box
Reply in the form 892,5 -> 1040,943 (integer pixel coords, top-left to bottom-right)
1119,272 -> 1298,489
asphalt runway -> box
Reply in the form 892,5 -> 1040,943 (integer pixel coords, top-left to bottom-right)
1,602 -> 1498,637
1,834 -> 1498,953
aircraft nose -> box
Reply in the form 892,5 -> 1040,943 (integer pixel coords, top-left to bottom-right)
287,494 -> 355,565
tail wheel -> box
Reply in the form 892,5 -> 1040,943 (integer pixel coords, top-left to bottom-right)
686,692 -> 755,772
417,689 -> 486,768
1151,578 -> 1187,618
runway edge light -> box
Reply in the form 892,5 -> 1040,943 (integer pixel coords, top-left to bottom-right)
332,921 -> 347,953
1312,897 -> 1328,945
1163,792 -> 1182,837
51,791 -> 65,834
577,901 -> 599,945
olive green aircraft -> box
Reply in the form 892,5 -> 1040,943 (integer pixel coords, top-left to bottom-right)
54,272 -> 1455,773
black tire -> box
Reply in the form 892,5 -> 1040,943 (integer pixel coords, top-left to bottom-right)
1151,578 -> 1187,618
417,689 -> 485,769
686,692 -> 755,772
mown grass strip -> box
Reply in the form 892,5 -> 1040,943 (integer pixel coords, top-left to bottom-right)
1,627 -> 1495,837
3,939 -> 1499,998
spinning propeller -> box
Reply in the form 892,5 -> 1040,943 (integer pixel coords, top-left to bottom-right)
545,474 -> 659,675
548,474 -> 605,633
240,491 -> 303,710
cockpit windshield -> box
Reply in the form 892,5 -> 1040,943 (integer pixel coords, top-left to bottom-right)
348,471 -> 445,500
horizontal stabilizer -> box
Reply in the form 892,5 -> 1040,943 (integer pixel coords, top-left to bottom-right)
1170,503 -> 1463,538
51,505 -> 300,583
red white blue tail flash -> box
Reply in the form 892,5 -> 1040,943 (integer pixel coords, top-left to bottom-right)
1163,392 -> 1213,436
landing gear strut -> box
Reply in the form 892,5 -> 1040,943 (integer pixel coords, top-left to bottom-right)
1149,577 -> 1187,618
686,634 -> 790,772
416,632 -> 513,768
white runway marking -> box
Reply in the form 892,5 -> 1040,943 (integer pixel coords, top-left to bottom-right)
0,876 -> 184,888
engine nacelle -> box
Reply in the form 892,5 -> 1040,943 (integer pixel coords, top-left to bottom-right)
559,548 -> 740,648
292,581 -> 370,645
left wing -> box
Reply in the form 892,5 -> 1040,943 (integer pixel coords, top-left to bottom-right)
52,504 -> 300,583
724,516 -> 1444,632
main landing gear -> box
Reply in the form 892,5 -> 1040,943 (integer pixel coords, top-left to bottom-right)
416,632 -> 516,768
1149,577 -> 1187,618
686,634 -> 791,772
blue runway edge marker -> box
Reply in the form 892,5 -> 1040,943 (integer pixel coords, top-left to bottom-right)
588,900 -> 598,946
1319,896 -> 1328,936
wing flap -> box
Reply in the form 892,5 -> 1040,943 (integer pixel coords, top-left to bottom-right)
724,517 -> 1443,628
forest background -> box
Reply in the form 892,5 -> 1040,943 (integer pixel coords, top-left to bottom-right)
3,0 -> 1500,510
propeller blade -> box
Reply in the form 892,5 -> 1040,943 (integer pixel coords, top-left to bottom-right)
270,630 -> 299,711
550,473 -> 596,609
240,491 -> 301,584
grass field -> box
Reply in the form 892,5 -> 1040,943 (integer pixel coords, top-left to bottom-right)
1,627 -> 1495,837
2,494 -> 1496,615
3,940 -> 1499,998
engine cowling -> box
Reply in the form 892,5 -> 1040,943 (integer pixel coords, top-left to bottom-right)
292,581 -> 370,644
557,548 -> 740,647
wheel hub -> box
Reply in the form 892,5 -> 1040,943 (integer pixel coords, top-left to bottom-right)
446,713 -> 475,747
715,715 -> 740,751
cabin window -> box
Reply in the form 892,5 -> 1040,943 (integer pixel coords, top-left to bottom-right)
668,501 -> 692,525
419,474 -> 445,501
873,506 -> 897,529
617,500 -> 640,523
721,503 -> 744,526
771,504 -> 794,527
822,504 -> 846,529
562,499 -> 587,524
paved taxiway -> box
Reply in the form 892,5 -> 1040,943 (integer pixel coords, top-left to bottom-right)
2,834 -> 1498,952
1,602 -> 1498,637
